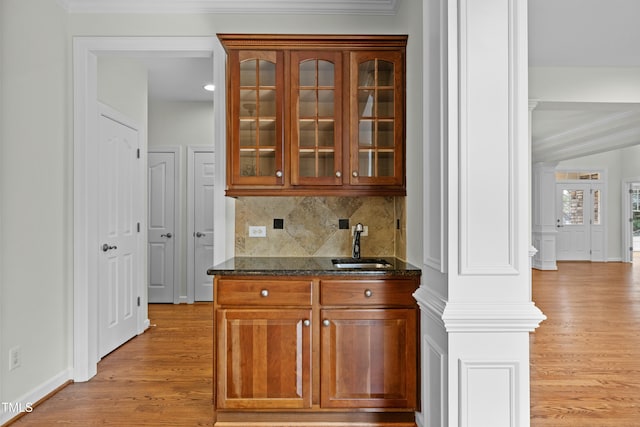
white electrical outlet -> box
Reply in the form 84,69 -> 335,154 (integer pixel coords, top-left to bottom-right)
9,346 -> 21,371
248,225 -> 267,237
350,225 -> 369,236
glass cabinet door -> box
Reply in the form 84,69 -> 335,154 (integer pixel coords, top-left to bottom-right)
229,50 -> 284,186
291,51 -> 343,186
350,51 -> 404,186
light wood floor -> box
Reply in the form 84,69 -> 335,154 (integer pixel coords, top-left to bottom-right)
9,261 -> 640,426
531,260 -> 640,426
9,303 -> 215,426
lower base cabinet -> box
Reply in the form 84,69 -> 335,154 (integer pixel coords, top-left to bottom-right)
213,275 -> 420,427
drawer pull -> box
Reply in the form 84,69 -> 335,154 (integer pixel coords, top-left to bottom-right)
303,319 -> 310,327
364,289 -> 373,298
323,319 -> 330,327
260,289 -> 269,297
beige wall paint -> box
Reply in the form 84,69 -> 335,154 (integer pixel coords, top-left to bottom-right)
97,56 -> 148,126
1,0 -> 70,408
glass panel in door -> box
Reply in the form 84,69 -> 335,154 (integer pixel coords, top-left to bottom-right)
356,58 -> 396,179
291,52 -> 342,185
556,183 -> 591,261
239,58 -> 277,178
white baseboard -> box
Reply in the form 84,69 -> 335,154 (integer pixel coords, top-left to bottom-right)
0,368 -> 72,425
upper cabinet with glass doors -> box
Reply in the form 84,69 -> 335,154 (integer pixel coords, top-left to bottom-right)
219,34 -> 407,196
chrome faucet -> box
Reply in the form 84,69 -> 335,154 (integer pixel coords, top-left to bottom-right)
352,223 -> 364,259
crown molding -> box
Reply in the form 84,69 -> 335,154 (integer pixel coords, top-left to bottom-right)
61,0 -> 399,15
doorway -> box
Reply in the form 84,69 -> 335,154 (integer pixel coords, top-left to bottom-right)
148,148 -> 180,303
73,37 -> 227,382
188,147 -> 215,302
555,170 -> 605,262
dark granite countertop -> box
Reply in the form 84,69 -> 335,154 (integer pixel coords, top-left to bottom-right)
207,256 -> 421,277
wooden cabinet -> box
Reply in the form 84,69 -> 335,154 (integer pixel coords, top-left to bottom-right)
218,34 -> 407,196
320,279 -> 417,409
215,278 -> 313,409
213,274 -> 419,426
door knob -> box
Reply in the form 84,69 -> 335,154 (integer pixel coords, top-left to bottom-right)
102,243 -> 117,252
161,233 -> 172,238
195,232 -> 205,238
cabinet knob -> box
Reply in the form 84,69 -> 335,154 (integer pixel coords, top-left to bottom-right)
303,319 -> 310,327
260,289 -> 269,297
364,289 -> 373,298
352,171 -> 359,177
322,319 -> 330,327
335,171 -> 342,178
275,170 -> 283,178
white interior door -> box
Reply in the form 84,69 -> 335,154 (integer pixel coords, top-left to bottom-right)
193,151 -> 215,301
148,151 -> 177,303
98,111 -> 141,358
556,183 -> 591,261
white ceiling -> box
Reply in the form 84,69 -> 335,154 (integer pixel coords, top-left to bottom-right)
71,0 -> 640,162
529,0 -> 640,162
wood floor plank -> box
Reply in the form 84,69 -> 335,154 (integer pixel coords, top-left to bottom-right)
531,259 -> 640,426
9,303 -> 214,426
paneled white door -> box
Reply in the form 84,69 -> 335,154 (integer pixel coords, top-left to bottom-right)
193,151 -> 215,301
556,183 -> 591,261
148,151 -> 177,303
98,111 -> 140,358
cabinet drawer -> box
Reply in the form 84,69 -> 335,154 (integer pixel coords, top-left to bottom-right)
320,280 -> 417,306
217,279 -> 312,306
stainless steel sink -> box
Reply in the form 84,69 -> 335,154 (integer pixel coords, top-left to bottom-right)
331,258 -> 393,269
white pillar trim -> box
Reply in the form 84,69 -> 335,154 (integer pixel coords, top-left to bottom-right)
442,302 -> 546,333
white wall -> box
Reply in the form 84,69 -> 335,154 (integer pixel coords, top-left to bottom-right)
0,0 -> 70,418
530,67 -> 640,102
97,56 -> 148,126
558,144 -> 640,261
148,99 -> 214,300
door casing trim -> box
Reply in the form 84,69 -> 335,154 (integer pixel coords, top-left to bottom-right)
73,36 -> 226,382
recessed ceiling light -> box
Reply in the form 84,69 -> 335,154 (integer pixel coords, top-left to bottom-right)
203,84 -> 215,92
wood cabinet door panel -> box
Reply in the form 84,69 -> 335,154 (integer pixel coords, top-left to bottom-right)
349,50 -> 404,187
320,309 -> 417,409
290,50 -> 344,186
227,49 -> 285,187
217,309 -> 312,409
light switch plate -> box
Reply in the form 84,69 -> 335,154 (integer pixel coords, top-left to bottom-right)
249,225 -> 267,237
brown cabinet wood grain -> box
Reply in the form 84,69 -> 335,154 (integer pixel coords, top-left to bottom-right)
216,308 -> 312,409
320,308 -> 417,409
213,274 -> 420,426
218,34 -> 407,197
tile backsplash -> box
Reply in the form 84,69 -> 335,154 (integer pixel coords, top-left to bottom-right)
235,196 -> 406,259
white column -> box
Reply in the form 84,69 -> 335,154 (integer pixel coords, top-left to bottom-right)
532,162 -> 559,270
417,0 -> 546,426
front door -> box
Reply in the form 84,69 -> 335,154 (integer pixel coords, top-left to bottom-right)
148,151 -> 176,303
556,183 -> 591,261
193,151 -> 215,301
98,110 -> 141,358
